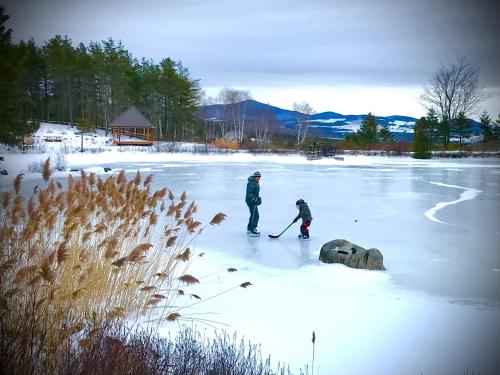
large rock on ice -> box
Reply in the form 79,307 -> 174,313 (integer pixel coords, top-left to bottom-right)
319,239 -> 385,270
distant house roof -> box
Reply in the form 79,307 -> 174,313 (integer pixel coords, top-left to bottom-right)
110,106 -> 153,128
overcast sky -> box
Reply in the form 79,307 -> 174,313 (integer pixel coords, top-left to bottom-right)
4,0 -> 500,117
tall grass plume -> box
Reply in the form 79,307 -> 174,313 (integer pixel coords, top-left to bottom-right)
0,160 -> 237,374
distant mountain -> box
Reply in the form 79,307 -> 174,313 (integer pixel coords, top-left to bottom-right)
197,100 -> 480,141
308,113 -> 419,141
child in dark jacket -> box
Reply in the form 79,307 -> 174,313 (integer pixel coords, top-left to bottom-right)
293,199 -> 312,239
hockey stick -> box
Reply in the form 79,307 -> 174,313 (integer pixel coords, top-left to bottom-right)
268,221 -> 295,239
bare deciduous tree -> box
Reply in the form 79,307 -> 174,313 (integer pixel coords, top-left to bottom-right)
218,87 -> 251,142
420,57 -> 484,122
254,104 -> 276,146
198,90 -> 218,107
199,90 -> 225,140
293,101 -> 315,149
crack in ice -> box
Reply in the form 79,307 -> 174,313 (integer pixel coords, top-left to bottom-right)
424,181 -> 482,225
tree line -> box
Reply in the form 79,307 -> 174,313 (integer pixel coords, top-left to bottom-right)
343,107 -> 500,158
343,58 -> 500,158
0,7 -> 201,145
411,109 -> 500,158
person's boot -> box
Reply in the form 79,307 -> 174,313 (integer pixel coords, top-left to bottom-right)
249,228 -> 260,236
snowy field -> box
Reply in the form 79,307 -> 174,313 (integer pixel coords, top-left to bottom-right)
1,124 -> 500,374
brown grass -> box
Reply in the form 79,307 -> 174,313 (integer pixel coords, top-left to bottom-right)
213,138 -> 239,150
42,157 -> 51,181
177,274 -> 200,285
210,212 -> 227,225
0,162 -> 235,374
14,174 -> 23,195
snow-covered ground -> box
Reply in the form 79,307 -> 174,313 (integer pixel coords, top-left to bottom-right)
386,121 -> 415,134
2,123 -> 500,374
310,117 -> 347,124
30,122 -> 114,150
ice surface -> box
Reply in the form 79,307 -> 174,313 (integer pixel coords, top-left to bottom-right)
424,182 -> 482,224
145,156 -> 499,375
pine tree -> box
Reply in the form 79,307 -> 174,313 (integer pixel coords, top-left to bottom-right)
74,42 -> 95,121
76,117 -> 96,152
378,125 -> 394,144
17,39 -> 45,121
159,58 -> 181,139
412,117 -> 431,159
479,111 -> 494,142
494,114 -> 500,139
43,35 -> 78,124
452,112 -> 471,153
102,38 -> 135,117
173,61 -> 201,140
0,7 -> 32,145
158,58 -> 200,140
436,116 -> 451,152
345,132 -> 359,145
136,59 -> 162,136
426,108 -> 440,146
357,112 -> 378,145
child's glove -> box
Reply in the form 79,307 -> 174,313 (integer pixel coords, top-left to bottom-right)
256,197 -> 262,205
293,217 -> 298,223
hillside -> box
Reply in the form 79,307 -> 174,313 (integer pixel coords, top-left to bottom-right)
198,100 -> 481,141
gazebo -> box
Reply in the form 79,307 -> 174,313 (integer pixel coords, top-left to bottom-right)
110,106 -> 154,145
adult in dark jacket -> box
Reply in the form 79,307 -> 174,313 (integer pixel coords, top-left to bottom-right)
293,199 -> 312,239
245,171 -> 262,235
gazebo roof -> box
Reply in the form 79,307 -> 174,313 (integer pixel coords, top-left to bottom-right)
110,106 -> 153,128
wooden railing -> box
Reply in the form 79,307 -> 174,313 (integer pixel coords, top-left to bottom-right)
112,127 -> 153,146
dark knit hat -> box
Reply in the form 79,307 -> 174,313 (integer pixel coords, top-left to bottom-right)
253,171 -> 261,177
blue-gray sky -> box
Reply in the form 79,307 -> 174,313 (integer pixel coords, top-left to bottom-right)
3,0 -> 500,117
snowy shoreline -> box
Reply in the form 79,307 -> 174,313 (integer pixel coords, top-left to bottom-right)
2,149 -> 500,182
2,121 -> 499,180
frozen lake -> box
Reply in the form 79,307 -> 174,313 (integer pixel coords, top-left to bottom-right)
97,154 -> 500,374
108,155 -> 500,302
2,152 -> 500,374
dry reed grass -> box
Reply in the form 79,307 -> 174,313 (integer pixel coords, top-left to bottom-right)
213,138 -> 239,150
0,158 -> 249,375
60,323 -> 294,375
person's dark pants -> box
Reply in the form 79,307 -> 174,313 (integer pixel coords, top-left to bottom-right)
300,220 -> 311,236
247,203 -> 259,231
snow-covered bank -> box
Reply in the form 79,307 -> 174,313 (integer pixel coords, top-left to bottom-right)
2,122 -> 500,180
2,150 -> 500,181
168,249 -> 499,375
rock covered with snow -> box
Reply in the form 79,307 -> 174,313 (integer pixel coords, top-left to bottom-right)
319,239 -> 385,270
